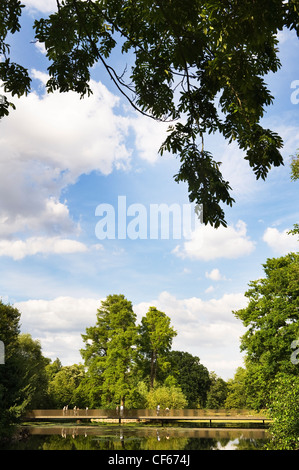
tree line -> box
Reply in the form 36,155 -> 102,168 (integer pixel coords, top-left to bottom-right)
0,295 -> 229,424
1,247 -> 299,449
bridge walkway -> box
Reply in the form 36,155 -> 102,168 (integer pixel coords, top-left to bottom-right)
24,408 -> 271,426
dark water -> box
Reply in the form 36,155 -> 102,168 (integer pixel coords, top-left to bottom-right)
1,424 -> 270,450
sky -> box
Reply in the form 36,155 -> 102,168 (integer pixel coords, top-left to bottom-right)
1,0 -> 299,380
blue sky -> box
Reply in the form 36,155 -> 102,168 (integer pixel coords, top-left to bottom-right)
1,1 -> 299,380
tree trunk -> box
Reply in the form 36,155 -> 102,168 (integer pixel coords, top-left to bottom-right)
150,350 -> 157,389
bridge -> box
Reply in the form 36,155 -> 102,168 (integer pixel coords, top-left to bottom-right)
24,408 -> 271,426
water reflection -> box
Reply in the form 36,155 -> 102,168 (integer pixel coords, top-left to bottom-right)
4,425 -> 269,450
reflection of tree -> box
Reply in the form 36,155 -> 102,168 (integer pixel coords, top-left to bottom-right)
184,437 -> 218,451
235,437 -> 268,451
2,426 -> 270,450
142,436 -> 189,451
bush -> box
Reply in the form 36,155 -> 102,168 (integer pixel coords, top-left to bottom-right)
146,385 -> 187,409
267,374 -> 299,450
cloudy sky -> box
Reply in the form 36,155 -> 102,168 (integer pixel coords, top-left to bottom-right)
1,1 -> 299,380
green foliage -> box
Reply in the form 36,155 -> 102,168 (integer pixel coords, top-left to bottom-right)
267,374 -> 299,450
224,367 -> 249,409
205,371 -> 228,408
146,384 -> 188,410
48,364 -> 86,408
45,358 -> 62,382
290,150 -> 299,181
0,300 -> 20,352
81,294 -> 138,408
288,223 -> 299,239
15,334 -> 51,409
0,1 -> 31,117
234,253 -> 299,409
166,350 -> 211,408
80,296 -> 181,408
0,305 -> 52,437
137,307 -> 177,388
0,301 -> 22,437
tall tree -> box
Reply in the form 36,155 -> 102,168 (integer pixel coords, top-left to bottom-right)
2,1 -> 299,226
234,253 -> 299,409
206,371 -> 228,409
48,363 -> 86,408
81,294 -> 138,407
166,350 -> 211,407
138,307 -> 177,389
0,300 -> 22,437
15,334 -> 51,409
224,367 -> 249,409
0,304 -> 54,438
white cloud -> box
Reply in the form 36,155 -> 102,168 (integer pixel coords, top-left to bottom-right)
0,236 -> 88,260
276,28 -> 298,45
0,197 -> 77,239
24,0 -> 90,13
218,142 -> 260,200
34,41 -> 47,55
173,220 -> 255,261
24,0 -> 57,13
16,296 -> 101,364
137,290 -> 247,326
0,73 -> 131,239
263,227 -> 299,255
16,296 -> 99,332
205,268 -> 226,281
130,114 -> 170,163
272,125 -> 299,159
11,71 -> 131,177
205,285 -> 215,294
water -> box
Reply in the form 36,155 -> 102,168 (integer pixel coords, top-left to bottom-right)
1,424 -> 270,450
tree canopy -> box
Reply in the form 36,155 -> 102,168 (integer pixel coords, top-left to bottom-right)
81,294 -> 138,407
138,306 -> 177,389
1,1 -> 298,226
0,301 -> 21,437
234,252 -> 299,409
166,350 -> 211,407
0,303 -> 51,436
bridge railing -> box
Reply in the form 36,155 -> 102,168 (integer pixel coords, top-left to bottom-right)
25,408 -> 266,420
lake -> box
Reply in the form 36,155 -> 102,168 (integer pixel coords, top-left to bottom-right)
1,423 -> 270,450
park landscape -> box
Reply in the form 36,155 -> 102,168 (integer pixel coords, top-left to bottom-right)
0,0 -> 299,451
